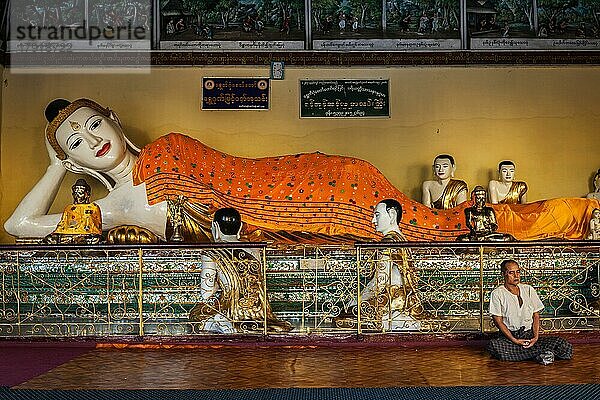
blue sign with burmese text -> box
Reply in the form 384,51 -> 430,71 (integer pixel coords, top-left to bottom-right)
202,78 -> 270,110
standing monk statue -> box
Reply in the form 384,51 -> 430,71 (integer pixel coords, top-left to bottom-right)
189,207 -> 292,333
336,199 -> 428,330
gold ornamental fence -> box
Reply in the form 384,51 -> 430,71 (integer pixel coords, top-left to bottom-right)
0,242 -> 598,338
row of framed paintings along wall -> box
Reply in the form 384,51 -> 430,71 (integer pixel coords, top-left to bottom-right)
159,0 -> 600,51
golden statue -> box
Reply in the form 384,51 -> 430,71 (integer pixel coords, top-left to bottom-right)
457,186 -> 514,242
44,179 -> 102,244
587,170 -> 600,201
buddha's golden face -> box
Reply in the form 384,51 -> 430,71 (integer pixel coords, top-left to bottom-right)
473,190 -> 486,207
55,107 -> 127,172
72,185 -> 90,204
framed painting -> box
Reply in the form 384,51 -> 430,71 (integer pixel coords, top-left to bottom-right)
311,0 -> 461,51
160,0 -> 306,50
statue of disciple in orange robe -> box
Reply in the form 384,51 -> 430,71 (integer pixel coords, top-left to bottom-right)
488,160 -> 528,204
421,154 -> 468,210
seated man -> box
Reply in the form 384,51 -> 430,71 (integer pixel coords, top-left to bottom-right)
487,259 -> 573,364
337,199 -> 428,331
457,186 -> 514,242
488,160 -> 528,204
43,179 -> 102,244
422,154 -> 468,209
189,207 -> 291,333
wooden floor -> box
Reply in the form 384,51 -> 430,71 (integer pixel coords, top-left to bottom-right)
14,342 -> 600,390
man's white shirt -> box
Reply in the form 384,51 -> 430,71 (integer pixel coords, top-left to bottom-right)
489,284 -> 544,331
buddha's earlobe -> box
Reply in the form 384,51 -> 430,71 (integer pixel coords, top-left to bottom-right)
108,110 -> 141,154
108,110 -> 121,127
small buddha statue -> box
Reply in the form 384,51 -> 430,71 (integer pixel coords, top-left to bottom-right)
587,208 -> 600,240
488,160 -> 528,204
43,179 -> 102,244
457,186 -> 514,242
586,169 -> 600,200
422,154 -> 468,209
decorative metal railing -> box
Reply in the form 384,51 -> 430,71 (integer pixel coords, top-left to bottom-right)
0,242 -> 598,338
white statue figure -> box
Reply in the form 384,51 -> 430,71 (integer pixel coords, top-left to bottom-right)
488,160 -> 528,204
588,208 -> 600,240
421,154 -> 468,209
4,99 -> 168,241
587,170 -> 600,200
336,199 -> 427,331
188,207 -> 292,333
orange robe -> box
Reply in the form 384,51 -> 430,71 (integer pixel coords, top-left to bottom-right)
133,133 -> 599,242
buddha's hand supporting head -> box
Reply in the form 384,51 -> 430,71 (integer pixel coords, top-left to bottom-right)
45,133 -> 64,168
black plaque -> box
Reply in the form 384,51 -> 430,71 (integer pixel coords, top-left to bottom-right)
300,80 -> 389,118
202,78 -> 270,110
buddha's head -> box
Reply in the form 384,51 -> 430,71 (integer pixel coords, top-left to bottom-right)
212,207 -> 242,242
498,160 -> 516,184
471,185 -> 487,207
45,98 -> 140,189
71,178 -> 91,204
372,198 -> 402,235
433,154 -> 456,180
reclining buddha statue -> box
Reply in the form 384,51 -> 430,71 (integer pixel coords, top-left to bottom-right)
4,98 -> 599,243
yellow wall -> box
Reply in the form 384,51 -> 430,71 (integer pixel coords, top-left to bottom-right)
1,65 -> 599,243
0,65 -> 3,225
